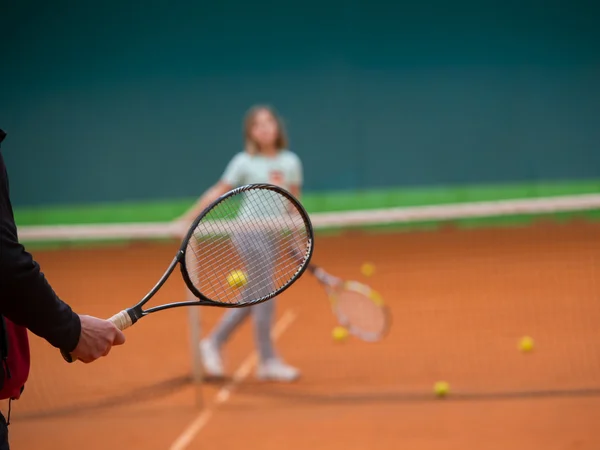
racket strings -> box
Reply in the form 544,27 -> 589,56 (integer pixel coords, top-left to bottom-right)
185,187 -> 310,305
191,194 -> 302,278
234,192 -> 305,287
191,219 -> 304,288
192,199 -> 248,287
242,194 -> 309,291
335,286 -> 388,341
191,196 -> 303,292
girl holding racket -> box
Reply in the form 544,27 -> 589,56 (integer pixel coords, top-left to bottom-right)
180,105 -> 303,382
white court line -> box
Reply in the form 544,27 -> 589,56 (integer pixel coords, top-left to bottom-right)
169,309 -> 297,450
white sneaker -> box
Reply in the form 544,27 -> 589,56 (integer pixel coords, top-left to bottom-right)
256,359 -> 300,382
200,339 -> 224,378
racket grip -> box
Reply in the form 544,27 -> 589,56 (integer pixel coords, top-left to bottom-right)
61,310 -> 133,363
108,310 -> 134,331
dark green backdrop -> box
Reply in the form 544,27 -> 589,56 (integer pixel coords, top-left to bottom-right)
1,0 -> 599,207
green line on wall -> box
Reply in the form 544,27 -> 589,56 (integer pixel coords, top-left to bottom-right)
13,179 -> 600,227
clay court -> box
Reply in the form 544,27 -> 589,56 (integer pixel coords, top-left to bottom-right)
7,221 -> 600,449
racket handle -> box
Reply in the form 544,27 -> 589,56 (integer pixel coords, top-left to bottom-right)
313,267 -> 341,287
108,310 -> 134,331
61,349 -> 77,363
61,310 -> 134,363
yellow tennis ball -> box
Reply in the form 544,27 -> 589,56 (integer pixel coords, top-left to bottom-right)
332,326 -> 349,342
361,262 -> 376,277
227,270 -> 247,289
434,381 -> 450,398
519,336 -> 534,353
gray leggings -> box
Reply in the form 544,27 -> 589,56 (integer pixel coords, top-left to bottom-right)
207,231 -> 278,362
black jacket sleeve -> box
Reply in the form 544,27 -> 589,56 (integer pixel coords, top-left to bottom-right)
0,141 -> 81,352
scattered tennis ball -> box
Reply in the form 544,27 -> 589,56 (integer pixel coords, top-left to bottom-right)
332,326 -> 349,342
519,336 -> 534,353
433,381 -> 450,398
227,270 -> 248,289
360,262 -> 376,277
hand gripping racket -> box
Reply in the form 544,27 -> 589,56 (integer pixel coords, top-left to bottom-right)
62,183 -> 314,362
309,264 -> 390,342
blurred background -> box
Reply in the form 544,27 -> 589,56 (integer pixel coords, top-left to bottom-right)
1,0 -> 600,449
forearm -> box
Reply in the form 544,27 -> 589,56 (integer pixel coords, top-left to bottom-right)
0,228 -> 81,351
290,185 -> 302,200
180,183 -> 231,224
181,195 -> 212,224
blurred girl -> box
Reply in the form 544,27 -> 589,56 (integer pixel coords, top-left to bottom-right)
180,105 -> 303,382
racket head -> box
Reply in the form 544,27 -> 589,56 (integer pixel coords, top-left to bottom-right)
180,183 -> 313,307
330,280 -> 391,342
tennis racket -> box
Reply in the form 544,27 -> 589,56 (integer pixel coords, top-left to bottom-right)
61,183 -> 314,363
308,264 -> 390,342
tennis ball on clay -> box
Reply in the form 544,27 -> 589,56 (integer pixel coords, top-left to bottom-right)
332,326 -> 349,342
519,336 -> 534,353
360,262 -> 376,277
433,381 -> 450,398
227,270 -> 248,289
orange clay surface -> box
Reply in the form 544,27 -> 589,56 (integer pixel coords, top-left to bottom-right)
6,221 -> 600,450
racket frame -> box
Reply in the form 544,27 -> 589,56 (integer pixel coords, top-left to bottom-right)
128,183 -> 314,325
310,265 -> 391,342
62,183 -> 313,362
180,183 -> 313,305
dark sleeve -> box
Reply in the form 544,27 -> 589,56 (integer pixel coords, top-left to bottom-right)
0,150 -> 81,352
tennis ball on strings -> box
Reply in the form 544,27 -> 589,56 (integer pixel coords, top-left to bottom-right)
519,336 -> 534,353
360,262 -> 376,277
332,326 -> 349,342
227,270 -> 248,289
433,381 -> 450,398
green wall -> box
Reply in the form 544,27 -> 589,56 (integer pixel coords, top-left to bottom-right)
1,0 -> 599,208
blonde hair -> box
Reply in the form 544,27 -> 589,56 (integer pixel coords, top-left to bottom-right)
243,105 -> 289,154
